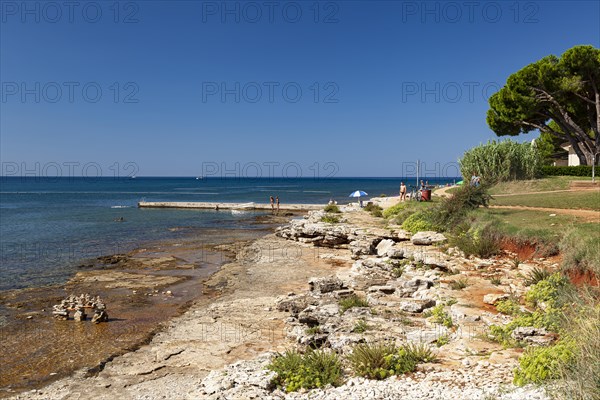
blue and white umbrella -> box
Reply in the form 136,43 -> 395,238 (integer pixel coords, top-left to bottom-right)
349,190 -> 368,198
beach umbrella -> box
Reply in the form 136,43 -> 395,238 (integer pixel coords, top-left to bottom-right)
349,190 -> 368,198
349,190 -> 368,205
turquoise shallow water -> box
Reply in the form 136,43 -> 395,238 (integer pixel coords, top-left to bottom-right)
0,177 -> 457,290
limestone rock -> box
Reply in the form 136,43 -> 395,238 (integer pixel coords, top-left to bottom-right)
309,277 -> 346,294
483,293 -> 509,305
399,299 -> 436,313
411,231 -> 447,246
376,239 -> 395,256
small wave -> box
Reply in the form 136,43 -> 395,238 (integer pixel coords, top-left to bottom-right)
302,190 -> 331,193
111,205 -> 131,209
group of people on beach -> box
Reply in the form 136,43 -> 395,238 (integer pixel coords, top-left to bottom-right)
269,196 -> 280,212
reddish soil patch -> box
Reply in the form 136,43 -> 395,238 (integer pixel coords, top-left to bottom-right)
500,238 -> 538,260
566,269 -> 599,287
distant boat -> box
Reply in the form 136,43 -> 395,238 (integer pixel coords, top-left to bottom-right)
196,176 -> 203,180
130,175 -> 136,179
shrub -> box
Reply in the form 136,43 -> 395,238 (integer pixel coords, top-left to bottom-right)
401,211 -> 438,233
557,292 -> 600,400
383,203 -> 407,219
448,224 -> 500,258
525,272 -> 571,309
459,139 -> 542,183
347,343 -> 416,380
431,184 -> 492,230
321,215 -> 340,224
402,342 -> 438,363
339,295 -> 369,313
495,299 -> 522,316
324,204 -> 341,213
524,267 -> 552,286
429,305 -> 453,328
513,339 -> 575,386
450,277 -> 469,290
269,349 -> 342,392
435,334 -> 450,347
541,165 -> 593,177
559,226 -> 600,277
364,203 -> 384,217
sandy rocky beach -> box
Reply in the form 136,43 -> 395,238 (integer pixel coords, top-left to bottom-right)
8,200 -> 555,400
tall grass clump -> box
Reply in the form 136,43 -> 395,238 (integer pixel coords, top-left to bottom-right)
269,349 -> 343,392
431,184 -> 492,230
324,204 -> 341,213
459,139 -> 542,183
347,343 -> 417,380
559,225 -> 600,278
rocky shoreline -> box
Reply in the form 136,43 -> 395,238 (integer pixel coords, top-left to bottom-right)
8,207 -> 557,399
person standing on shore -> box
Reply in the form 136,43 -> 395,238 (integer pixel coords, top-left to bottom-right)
276,196 -> 280,212
270,196 -> 275,212
399,182 -> 407,202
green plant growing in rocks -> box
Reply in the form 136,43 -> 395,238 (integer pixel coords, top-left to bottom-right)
450,277 -> 469,290
449,224 -> 500,258
392,266 -> 405,278
338,295 -> 370,313
382,202 -> 407,219
490,276 -> 503,285
525,272 -> 570,309
351,320 -> 370,333
269,349 -> 343,392
513,339 -> 575,386
495,299 -> 522,316
435,334 -> 450,347
364,203 -> 384,217
524,267 -> 552,286
347,343 -> 417,380
429,305 -> 453,328
401,211 -> 438,233
321,214 -> 341,224
324,204 -> 341,213
403,342 -> 438,363
306,326 -> 322,335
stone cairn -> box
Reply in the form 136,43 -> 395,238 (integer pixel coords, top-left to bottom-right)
52,294 -> 109,323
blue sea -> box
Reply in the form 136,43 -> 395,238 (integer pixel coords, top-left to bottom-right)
0,177 -> 458,290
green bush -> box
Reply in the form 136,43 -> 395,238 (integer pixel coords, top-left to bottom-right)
541,165 -> 593,177
269,349 -> 343,392
339,295 -> 370,313
321,215 -> 341,224
431,184 -> 492,230
525,272 -> 570,309
496,299 -> 522,316
347,343 -> 417,380
364,203 -> 384,217
448,224 -> 500,258
402,342 -> 438,363
383,203 -> 407,219
429,305 -> 453,328
401,211 -> 438,233
459,139 -> 542,183
324,204 -> 341,213
513,339 -> 575,386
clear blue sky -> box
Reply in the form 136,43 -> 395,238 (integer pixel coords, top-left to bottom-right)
1,1 -> 599,177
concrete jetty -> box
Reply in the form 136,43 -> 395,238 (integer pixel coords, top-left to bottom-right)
137,201 -> 323,211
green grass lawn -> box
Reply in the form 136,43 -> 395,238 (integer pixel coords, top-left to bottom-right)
488,176 -> 590,195
491,190 -> 600,210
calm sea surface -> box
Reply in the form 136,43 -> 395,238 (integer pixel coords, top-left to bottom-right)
0,177 -> 458,290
